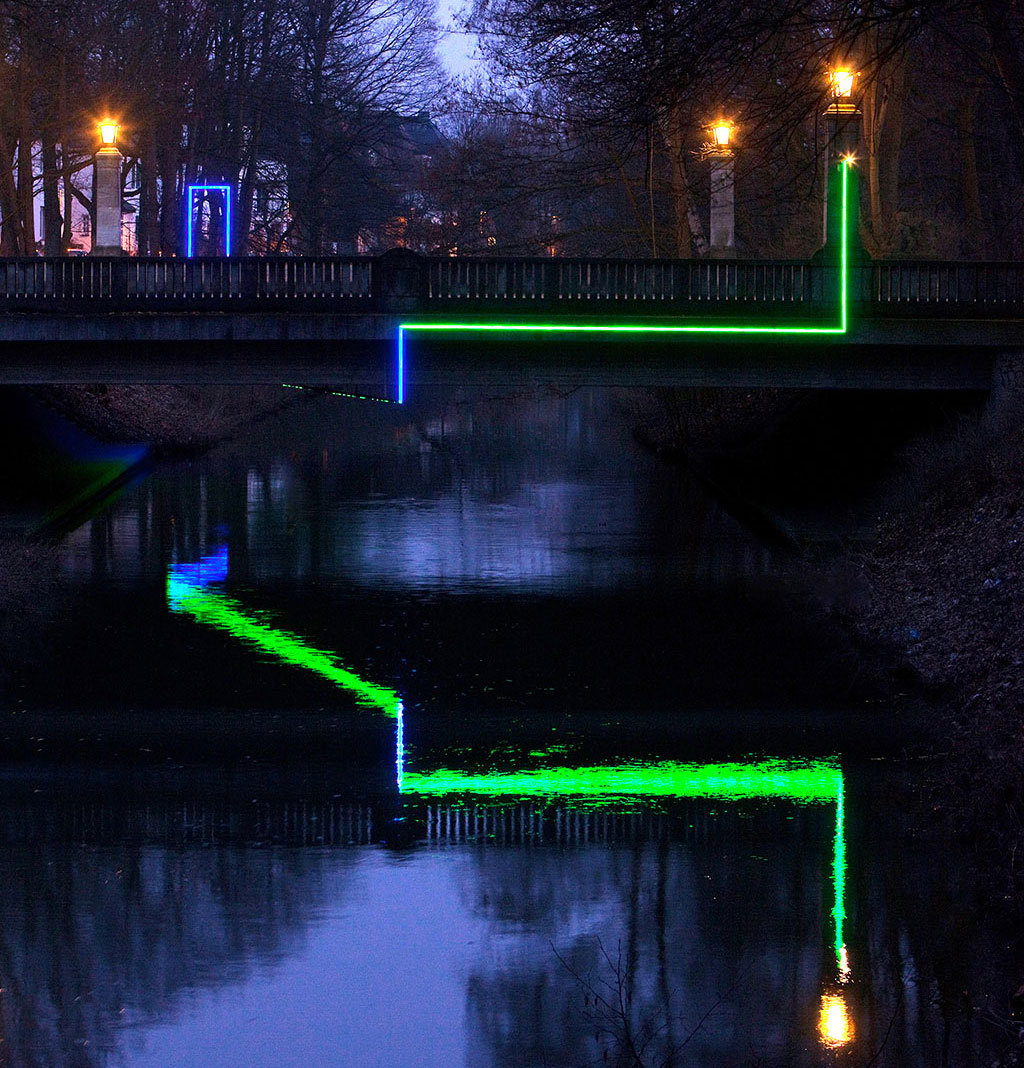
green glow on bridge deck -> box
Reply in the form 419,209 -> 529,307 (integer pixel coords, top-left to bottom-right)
396,162 -> 852,402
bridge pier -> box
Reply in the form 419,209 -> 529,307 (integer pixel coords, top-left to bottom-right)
92,146 -> 124,257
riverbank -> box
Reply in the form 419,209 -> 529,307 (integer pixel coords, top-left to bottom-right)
628,385 -> 1024,918
853,413 -> 1024,906
29,384 -> 303,455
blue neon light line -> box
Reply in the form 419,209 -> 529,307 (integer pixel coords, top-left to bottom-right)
186,184 -> 233,257
394,161 -> 852,404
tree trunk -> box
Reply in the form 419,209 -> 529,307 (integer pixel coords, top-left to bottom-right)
157,132 -> 183,255
0,125 -> 23,254
863,50 -> 907,255
138,126 -> 159,256
17,66 -> 34,254
958,90 -> 985,255
661,108 -> 707,258
58,57 -> 78,253
41,137 -> 62,254
237,150 -> 257,255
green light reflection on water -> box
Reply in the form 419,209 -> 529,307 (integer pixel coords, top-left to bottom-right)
166,565 -> 848,978
402,756 -> 848,977
399,758 -> 841,801
166,575 -> 403,719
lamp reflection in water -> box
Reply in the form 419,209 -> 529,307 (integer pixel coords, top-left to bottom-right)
819,992 -> 855,1049
167,547 -> 853,1045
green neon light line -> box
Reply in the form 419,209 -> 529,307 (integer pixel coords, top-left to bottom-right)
167,576 -> 403,719
396,162 -> 852,403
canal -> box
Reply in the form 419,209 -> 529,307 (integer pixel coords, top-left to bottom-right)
0,384 -> 1012,1066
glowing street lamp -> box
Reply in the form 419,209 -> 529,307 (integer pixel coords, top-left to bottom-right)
828,69 -> 856,103
98,119 -> 119,148
91,117 -> 124,256
820,67 -> 862,255
824,67 -> 861,145
710,121 -> 734,150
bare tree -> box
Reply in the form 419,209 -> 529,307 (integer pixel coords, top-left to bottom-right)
277,0 -> 442,252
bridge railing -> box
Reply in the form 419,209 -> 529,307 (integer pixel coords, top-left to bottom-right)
0,254 -> 1020,317
0,256 -> 375,303
426,257 -> 820,305
868,261 -> 1024,311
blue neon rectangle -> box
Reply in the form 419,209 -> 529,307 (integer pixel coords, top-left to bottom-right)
186,185 -> 233,257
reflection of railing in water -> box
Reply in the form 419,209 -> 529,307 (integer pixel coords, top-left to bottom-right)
422,800 -> 815,847
0,797 -> 822,850
0,800 -> 377,847
426,803 -> 647,845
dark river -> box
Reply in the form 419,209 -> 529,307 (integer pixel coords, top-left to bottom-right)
0,385 -> 1013,1067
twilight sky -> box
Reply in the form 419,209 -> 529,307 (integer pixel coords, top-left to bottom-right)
436,0 -> 484,77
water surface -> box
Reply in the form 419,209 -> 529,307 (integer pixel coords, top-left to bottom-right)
0,385 -> 1010,1067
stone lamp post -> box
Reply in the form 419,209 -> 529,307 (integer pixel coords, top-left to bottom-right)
92,119 -> 124,256
822,70 -> 862,254
707,120 -> 737,259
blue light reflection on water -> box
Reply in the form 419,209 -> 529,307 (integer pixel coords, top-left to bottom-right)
245,483 -> 660,594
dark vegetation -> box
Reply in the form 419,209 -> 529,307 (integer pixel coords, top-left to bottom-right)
0,384 -> 305,695
628,386 -> 988,546
29,384 -> 304,454
856,404 -> 1024,905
